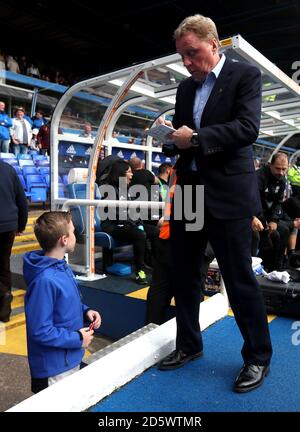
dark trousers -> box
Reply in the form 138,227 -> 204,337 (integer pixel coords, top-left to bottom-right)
258,220 -> 291,271
146,238 -> 173,325
170,183 -> 272,366
0,231 -> 15,295
146,239 -> 213,325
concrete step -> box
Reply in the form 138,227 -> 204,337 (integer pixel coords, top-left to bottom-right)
12,242 -> 39,255
1,312 -> 25,331
11,290 -> 25,310
11,213 -> 40,254
15,234 -> 37,243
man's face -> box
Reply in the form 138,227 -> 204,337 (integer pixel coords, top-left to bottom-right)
84,124 -> 92,134
0,102 -> 5,112
16,110 -> 24,119
176,31 -> 218,81
270,158 -> 288,179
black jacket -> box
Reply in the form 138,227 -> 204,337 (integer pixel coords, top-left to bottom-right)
163,58 -> 262,220
256,165 -> 286,223
100,184 -> 143,230
0,160 -> 28,233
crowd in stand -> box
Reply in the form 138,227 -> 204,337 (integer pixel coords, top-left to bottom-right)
0,101 -> 50,156
0,49 -> 81,86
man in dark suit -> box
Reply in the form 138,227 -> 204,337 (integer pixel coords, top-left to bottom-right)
157,14 -> 272,393
0,159 -> 28,322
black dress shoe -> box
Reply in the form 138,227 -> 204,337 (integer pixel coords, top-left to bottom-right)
158,349 -> 203,371
234,364 -> 270,393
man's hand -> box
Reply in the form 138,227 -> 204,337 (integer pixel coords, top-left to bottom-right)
268,222 -> 277,232
170,125 -> 194,149
251,217 -> 264,232
79,328 -> 94,348
85,309 -> 101,330
157,217 -> 165,228
156,116 -> 174,128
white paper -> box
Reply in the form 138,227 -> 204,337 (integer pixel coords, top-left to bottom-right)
146,124 -> 176,142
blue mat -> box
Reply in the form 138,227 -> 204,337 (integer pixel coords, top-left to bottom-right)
90,316 -> 300,412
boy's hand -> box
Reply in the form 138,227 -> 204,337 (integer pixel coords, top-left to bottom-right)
79,328 -> 94,348
86,309 -> 101,330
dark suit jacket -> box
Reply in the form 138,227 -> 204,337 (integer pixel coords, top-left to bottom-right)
163,58 -> 262,220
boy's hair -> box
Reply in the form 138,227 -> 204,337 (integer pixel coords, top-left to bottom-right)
34,211 -> 72,252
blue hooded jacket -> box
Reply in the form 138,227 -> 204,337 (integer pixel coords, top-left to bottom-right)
23,250 -> 90,378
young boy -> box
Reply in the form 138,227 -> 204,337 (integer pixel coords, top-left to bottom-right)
23,211 -> 101,393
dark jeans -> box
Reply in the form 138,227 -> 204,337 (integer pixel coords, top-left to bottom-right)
258,220 -> 291,271
0,231 -> 15,295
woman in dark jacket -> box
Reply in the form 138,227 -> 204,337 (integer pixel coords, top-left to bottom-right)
100,159 -> 152,284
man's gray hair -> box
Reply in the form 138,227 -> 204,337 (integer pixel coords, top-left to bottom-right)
174,14 -> 220,47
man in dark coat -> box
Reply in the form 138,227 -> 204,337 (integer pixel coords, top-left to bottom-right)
0,160 -> 28,321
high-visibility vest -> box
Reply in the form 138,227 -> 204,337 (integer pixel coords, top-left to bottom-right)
288,165 -> 300,187
159,168 -> 177,240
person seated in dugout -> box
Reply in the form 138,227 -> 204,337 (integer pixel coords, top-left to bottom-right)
100,159 -> 159,285
254,152 -> 300,271
129,156 -> 160,265
282,192 -> 300,268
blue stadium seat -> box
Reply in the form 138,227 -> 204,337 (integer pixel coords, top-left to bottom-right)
0,152 -> 16,159
17,154 -> 32,160
58,184 -> 65,198
26,174 -> 47,190
35,159 -> 50,167
2,158 -> 18,166
18,174 -> 31,198
32,154 -> 48,162
30,186 -> 48,203
23,166 -> 39,177
18,174 -> 27,190
18,159 -> 35,168
44,174 -> 50,187
13,165 -> 22,175
38,166 -> 50,176
25,174 -> 48,203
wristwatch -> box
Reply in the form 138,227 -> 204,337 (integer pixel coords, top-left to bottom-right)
190,132 -> 200,147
